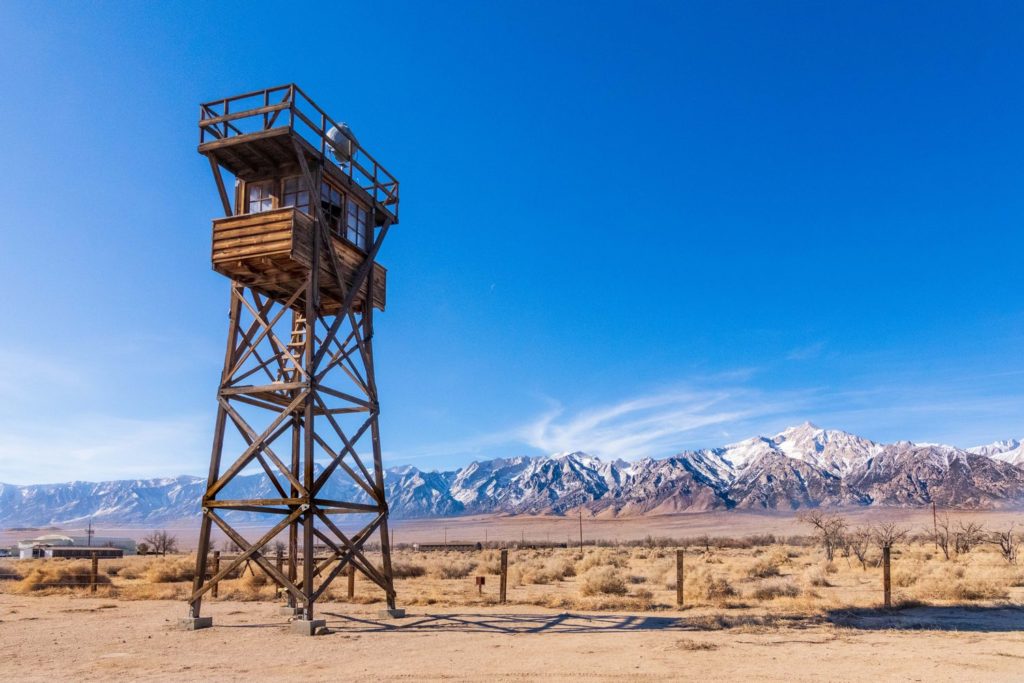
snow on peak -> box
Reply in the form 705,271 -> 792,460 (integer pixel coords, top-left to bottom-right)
968,439 -> 1024,466
768,423 -> 881,475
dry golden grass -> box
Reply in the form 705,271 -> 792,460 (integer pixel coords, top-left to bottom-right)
578,566 -> 627,596
144,557 -> 196,583
11,561 -> 112,593
2,539 -> 1022,616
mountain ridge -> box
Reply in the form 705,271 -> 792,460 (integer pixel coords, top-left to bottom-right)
2,423 -> 1023,527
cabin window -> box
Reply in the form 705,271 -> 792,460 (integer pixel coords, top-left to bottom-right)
246,180 -> 274,213
281,177 -> 310,214
346,201 -> 368,250
320,181 -> 344,235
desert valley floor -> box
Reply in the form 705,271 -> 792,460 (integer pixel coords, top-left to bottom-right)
1,595 -> 1023,681
4,512 -> 1024,681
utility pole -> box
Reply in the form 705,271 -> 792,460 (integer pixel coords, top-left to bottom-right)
444,527 -> 447,546
932,501 -> 938,550
578,507 -> 583,552
86,520 -> 95,547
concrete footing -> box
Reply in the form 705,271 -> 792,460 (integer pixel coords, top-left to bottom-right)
291,619 -> 327,636
179,616 -> 213,631
378,608 -> 406,619
278,606 -> 303,616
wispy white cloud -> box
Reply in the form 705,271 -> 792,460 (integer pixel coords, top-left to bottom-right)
514,386 -> 807,459
387,381 -> 816,466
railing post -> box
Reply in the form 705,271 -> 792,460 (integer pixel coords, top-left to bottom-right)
90,552 -> 98,594
499,548 -> 508,604
882,545 -> 892,608
211,551 -> 221,598
347,564 -> 355,600
676,548 -> 684,607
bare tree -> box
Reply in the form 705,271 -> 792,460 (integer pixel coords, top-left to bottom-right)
847,527 -> 872,570
933,514 -> 952,560
954,521 -> 985,555
799,511 -> 848,562
697,534 -> 711,554
989,524 -> 1020,565
871,522 -> 909,550
142,530 -> 179,556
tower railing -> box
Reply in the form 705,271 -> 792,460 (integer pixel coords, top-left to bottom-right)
199,84 -> 400,222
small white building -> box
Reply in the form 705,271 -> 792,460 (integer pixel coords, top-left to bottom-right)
17,534 -> 75,559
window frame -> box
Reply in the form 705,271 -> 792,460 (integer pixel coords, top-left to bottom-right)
245,180 -> 275,214
319,179 -> 345,237
345,199 -> 369,250
280,176 -> 311,215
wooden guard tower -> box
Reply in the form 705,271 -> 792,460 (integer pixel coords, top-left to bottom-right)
183,85 -> 401,632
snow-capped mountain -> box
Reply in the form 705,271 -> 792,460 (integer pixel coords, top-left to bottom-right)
2,423 -> 1024,526
968,438 -> 1024,466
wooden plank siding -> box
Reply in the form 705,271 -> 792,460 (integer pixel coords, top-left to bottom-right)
212,208 -> 386,312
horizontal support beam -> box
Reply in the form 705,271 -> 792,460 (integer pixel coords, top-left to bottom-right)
221,381 -> 306,396
205,498 -> 305,508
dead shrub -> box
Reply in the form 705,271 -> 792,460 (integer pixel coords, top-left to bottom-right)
511,557 -> 574,585
750,579 -> 800,600
392,561 -> 426,579
13,562 -> 111,592
631,587 -> 654,600
428,559 -> 475,580
805,567 -> 832,587
687,569 -> 736,603
116,562 -> 149,580
579,566 -> 628,596
747,556 -> 782,579
144,558 -> 196,583
576,549 -> 626,573
243,571 -> 268,589
913,565 -> 1009,602
892,567 -> 919,587
477,550 -> 503,575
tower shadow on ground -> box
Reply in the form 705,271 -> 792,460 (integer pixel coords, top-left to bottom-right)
825,605 -> 1024,632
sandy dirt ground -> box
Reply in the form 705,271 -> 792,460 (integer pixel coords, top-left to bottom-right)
2,594 -> 1023,682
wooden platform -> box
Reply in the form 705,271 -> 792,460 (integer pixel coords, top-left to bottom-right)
199,128 -> 391,227
212,207 -> 386,312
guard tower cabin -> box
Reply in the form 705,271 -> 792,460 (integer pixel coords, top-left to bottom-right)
198,84 -> 398,312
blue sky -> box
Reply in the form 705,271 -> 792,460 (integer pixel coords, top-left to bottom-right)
1,1 -> 1022,484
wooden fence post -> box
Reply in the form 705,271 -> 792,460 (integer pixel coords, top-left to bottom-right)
499,548 -> 508,604
211,551 -> 221,598
882,545 -> 892,609
90,552 -> 98,594
347,564 -> 355,600
676,548 -> 684,607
